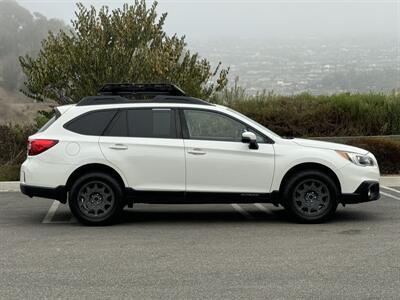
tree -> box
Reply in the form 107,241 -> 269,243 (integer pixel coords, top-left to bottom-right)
20,1 -> 229,103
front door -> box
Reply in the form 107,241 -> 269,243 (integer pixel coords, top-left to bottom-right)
182,109 -> 275,194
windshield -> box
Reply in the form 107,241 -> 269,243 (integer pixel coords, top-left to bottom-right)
226,107 -> 281,139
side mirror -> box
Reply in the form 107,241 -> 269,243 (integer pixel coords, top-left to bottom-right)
241,131 -> 259,150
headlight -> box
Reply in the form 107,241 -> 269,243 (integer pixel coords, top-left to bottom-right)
336,151 -> 375,166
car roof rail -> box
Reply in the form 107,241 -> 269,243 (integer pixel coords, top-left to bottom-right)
98,83 -> 186,97
76,95 -> 212,106
152,95 -> 212,105
76,95 -> 128,106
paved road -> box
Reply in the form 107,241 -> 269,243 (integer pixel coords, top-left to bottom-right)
0,188 -> 400,299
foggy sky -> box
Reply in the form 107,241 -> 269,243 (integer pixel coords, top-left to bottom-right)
17,0 -> 400,42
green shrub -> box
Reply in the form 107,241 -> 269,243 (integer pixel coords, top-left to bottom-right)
0,165 -> 20,181
34,110 -> 53,129
211,89 -> 400,137
0,124 -> 36,165
346,138 -> 400,174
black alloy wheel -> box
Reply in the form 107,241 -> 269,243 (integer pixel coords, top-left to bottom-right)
69,172 -> 124,225
283,170 -> 338,223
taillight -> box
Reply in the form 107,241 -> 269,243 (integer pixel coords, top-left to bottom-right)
28,139 -> 58,156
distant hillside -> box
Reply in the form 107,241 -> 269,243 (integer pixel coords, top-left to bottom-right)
0,87 -> 53,124
0,0 -> 66,92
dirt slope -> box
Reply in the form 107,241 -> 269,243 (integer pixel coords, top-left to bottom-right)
0,88 -> 54,124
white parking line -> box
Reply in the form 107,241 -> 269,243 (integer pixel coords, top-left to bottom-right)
380,191 -> 400,201
381,186 -> 400,194
231,204 -> 254,220
42,201 -> 60,223
47,220 -> 74,224
254,203 -> 270,214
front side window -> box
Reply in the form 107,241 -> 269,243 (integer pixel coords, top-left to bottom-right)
184,109 -> 265,142
64,110 -> 117,136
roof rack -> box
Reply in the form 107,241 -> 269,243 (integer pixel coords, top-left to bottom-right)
76,83 -> 211,106
76,95 -> 212,106
98,83 -> 186,96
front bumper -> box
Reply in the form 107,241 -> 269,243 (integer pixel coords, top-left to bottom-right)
341,181 -> 380,204
20,184 -> 67,203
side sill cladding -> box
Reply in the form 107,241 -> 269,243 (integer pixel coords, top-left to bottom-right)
125,189 -> 281,205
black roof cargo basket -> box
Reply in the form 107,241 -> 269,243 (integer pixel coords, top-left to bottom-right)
76,83 -> 211,106
98,83 -> 186,96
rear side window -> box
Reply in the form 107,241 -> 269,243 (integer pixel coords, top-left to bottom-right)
65,110 -> 116,136
104,110 -> 128,137
126,108 -> 177,138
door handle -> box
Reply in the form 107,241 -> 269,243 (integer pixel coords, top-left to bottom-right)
109,144 -> 128,150
188,148 -> 206,155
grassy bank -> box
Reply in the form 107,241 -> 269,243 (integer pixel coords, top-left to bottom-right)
212,87 -> 400,137
0,165 -> 20,181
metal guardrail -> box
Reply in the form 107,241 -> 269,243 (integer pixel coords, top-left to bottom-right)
310,135 -> 400,143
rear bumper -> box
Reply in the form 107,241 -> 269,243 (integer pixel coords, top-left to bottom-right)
341,181 -> 380,204
20,184 -> 67,203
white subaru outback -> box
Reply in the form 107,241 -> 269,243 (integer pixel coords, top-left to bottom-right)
20,84 -> 380,225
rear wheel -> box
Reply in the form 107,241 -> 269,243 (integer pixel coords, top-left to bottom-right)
69,172 -> 124,225
282,170 -> 338,223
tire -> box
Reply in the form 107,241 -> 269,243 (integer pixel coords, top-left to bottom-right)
68,172 -> 124,225
282,170 -> 338,223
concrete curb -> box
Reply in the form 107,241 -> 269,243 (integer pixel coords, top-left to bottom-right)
0,181 -> 20,192
1,177 -> 400,192
380,176 -> 400,187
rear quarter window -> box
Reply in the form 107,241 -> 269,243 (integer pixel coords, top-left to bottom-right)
64,110 -> 117,136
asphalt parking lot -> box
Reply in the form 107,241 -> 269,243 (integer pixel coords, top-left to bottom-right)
1,187 -> 400,299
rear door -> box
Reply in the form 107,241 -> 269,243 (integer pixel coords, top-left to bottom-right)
99,108 -> 185,192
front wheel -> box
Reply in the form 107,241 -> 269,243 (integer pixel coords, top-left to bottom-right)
282,170 -> 338,223
69,172 -> 124,225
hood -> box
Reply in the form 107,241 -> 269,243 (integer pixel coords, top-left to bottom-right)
292,138 -> 369,155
